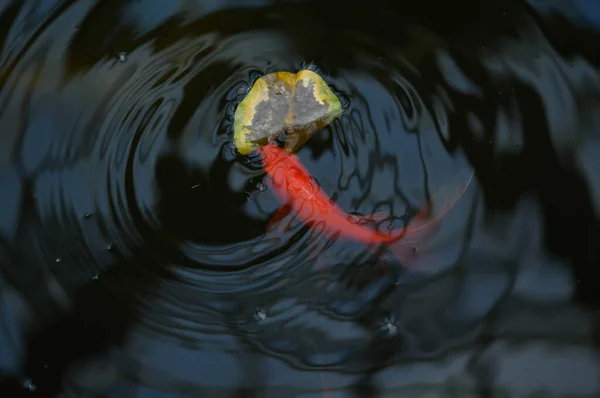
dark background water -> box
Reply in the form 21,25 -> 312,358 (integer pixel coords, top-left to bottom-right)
1,0 -> 600,396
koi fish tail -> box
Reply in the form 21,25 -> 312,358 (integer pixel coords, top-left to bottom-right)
387,167 -> 475,268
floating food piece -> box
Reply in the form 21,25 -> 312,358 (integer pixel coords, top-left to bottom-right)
234,69 -> 343,155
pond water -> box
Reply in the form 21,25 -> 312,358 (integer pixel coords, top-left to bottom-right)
1,0 -> 600,396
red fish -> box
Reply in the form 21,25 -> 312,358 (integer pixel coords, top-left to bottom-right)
259,142 -> 473,265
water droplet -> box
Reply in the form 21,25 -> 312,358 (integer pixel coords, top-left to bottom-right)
22,378 -> 36,391
55,257 -> 61,263
117,52 -> 127,63
256,183 -> 267,192
254,308 -> 267,321
83,213 -> 92,220
381,319 -> 398,336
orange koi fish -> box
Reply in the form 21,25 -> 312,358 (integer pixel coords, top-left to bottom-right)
259,142 -> 473,265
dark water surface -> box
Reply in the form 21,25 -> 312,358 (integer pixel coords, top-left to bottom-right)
1,0 -> 600,396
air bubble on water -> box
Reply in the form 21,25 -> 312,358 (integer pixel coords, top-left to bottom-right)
256,182 -> 267,192
117,52 -> 127,63
92,274 -> 99,280
237,85 -> 249,96
347,212 -> 363,224
384,322 -> 398,336
22,378 -> 36,391
106,244 -> 113,251
381,318 -> 398,336
254,308 -> 267,321
55,257 -> 61,263
83,213 -> 92,220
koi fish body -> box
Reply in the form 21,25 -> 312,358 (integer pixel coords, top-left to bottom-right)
259,142 -> 473,266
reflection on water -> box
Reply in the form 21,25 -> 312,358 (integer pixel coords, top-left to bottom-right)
1,0 -> 600,396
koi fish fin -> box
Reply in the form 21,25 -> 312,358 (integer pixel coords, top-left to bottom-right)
388,168 -> 475,268
265,204 -> 294,238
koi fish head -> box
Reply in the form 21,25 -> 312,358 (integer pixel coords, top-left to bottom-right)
260,143 -> 317,197
260,142 -> 290,174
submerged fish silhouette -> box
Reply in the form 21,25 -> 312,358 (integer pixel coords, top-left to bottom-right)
259,142 -> 474,265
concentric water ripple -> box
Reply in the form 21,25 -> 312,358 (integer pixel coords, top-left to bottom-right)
2,0 -> 600,396
3,0 -> 474,361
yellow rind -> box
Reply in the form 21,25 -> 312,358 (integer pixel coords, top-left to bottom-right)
233,77 -> 268,155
